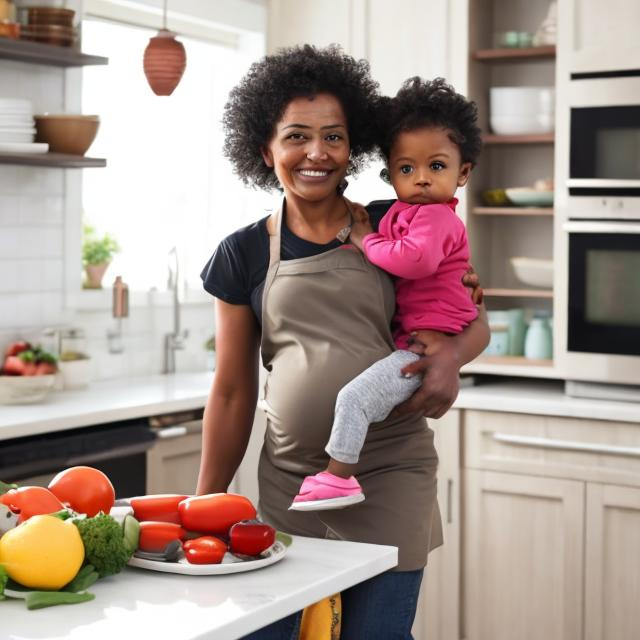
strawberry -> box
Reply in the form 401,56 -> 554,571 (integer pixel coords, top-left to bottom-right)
4,341 -> 31,357
2,355 -> 26,376
35,362 -> 57,376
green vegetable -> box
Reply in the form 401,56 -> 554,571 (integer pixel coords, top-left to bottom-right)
64,565 -> 99,593
0,481 -> 18,497
122,514 -> 140,554
275,531 -> 293,547
74,513 -> 136,577
2,576 -> 96,610
0,564 -> 8,601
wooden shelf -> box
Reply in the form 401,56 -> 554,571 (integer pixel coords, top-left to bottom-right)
0,152 -> 106,168
0,38 -> 107,67
484,288 -> 553,299
473,45 -> 556,61
483,133 -> 554,145
473,356 -> 553,367
462,356 -> 558,379
473,207 -> 553,216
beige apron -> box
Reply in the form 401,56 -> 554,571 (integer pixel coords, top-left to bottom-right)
257,203 -> 442,571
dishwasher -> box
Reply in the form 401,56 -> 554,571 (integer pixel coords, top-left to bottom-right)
0,418 -> 157,498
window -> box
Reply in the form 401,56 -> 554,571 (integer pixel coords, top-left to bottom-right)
81,17 -> 270,292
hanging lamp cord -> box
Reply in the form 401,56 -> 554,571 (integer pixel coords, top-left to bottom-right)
162,0 -> 168,30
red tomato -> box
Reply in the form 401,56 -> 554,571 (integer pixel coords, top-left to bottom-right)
130,494 -> 188,524
182,536 -> 227,564
48,466 -> 115,517
178,494 -> 257,535
0,486 -> 65,523
138,521 -> 186,552
229,520 -> 276,556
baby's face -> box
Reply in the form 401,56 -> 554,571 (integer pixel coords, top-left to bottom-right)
388,127 -> 471,205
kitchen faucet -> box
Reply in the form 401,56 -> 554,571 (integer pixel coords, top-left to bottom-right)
163,247 -> 189,374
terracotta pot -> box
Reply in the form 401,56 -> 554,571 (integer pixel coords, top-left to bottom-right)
84,262 -> 109,289
143,30 -> 186,96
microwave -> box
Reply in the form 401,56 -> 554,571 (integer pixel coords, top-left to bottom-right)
567,73 -> 640,220
560,219 -> 640,387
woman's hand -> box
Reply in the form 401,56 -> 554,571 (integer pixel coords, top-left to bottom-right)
394,330 -> 462,419
348,202 -> 373,251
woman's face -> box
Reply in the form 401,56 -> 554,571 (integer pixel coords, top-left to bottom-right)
261,93 -> 350,204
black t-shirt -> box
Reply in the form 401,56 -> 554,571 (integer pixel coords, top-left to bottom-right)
200,200 -> 393,324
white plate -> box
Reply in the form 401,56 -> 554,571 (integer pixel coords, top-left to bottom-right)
127,540 -> 288,575
0,142 -> 49,154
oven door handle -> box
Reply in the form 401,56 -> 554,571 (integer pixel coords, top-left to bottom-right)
567,178 -> 640,189
563,220 -> 640,233
66,440 -> 156,466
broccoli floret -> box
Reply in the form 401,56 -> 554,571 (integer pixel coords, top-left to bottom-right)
73,513 -> 138,578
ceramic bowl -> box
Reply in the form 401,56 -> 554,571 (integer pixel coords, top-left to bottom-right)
0,374 -> 56,405
510,257 -> 554,288
490,87 -> 555,116
490,113 -> 554,135
34,114 -> 99,155
505,187 -> 554,207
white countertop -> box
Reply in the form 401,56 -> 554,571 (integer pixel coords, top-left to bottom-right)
0,372 -> 212,441
1,373 -> 638,444
455,380 -> 640,423
4,535 -> 398,640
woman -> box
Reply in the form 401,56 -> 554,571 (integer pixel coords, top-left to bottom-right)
198,44 -> 489,639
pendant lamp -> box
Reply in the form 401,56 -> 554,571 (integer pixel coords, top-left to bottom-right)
143,0 -> 186,96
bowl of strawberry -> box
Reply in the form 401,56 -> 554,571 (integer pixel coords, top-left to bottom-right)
0,341 -> 58,404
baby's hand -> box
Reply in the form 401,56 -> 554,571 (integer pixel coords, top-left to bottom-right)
349,203 -> 373,251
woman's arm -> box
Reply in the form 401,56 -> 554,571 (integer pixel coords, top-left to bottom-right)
196,299 -> 261,494
395,304 -> 490,419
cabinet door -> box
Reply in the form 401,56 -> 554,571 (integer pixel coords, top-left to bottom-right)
146,432 -> 203,495
464,470 -> 584,640
412,410 -> 461,640
585,483 -> 640,640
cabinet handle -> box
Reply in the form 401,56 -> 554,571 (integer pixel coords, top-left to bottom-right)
491,432 -> 640,458
156,426 -> 188,439
446,479 -> 453,524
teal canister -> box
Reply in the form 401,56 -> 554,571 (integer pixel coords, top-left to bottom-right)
507,308 -> 526,356
524,316 -> 552,360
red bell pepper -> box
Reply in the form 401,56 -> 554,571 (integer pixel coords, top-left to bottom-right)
138,521 -> 186,552
178,493 -> 256,535
130,494 -> 188,524
229,519 -> 276,556
183,535 -> 227,564
0,486 -> 65,523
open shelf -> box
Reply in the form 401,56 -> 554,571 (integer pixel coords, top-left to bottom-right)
0,38 -> 107,67
483,133 -> 554,145
473,207 -> 554,216
473,45 -> 556,61
462,356 -> 557,379
484,288 -> 553,299
0,152 -> 106,168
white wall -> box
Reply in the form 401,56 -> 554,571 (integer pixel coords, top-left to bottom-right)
0,0 -> 265,380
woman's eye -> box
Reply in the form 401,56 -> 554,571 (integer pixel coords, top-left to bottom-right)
286,133 -> 305,141
431,161 -> 445,171
400,165 -> 413,175
326,133 -> 343,142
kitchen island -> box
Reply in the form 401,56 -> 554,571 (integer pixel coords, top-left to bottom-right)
4,535 -> 397,640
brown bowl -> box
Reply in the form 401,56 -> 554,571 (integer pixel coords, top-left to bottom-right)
27,7 -> 75,27
34,115 -> 100,156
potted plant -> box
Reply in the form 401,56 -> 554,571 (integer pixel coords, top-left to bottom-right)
205,335 -> 216,370
82,224 -> 120,289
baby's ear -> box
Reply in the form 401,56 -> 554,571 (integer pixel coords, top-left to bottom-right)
458,162 -> 472,186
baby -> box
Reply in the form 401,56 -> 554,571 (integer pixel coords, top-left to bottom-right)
290,77 -> 483,511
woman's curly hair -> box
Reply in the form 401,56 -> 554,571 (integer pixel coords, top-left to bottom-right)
223,44 -> 380,191
378,77 -> 483,166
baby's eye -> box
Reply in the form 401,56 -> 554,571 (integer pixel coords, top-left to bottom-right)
431,161 -> 445,171
400,165 -> 414,175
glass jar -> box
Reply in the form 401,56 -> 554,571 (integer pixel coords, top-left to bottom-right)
524,315 -> 552,360
60,328 -> 88,360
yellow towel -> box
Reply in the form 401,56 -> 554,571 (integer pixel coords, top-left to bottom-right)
299,593 -> 341,640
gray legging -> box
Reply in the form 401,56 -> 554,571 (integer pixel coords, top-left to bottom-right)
326,350 -> 422,464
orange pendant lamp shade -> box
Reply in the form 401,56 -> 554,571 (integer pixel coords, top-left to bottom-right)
143,29 -> 186,96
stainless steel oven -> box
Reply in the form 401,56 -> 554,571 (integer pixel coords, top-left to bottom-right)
561,219 -> 640,388
567,72 -> 640,219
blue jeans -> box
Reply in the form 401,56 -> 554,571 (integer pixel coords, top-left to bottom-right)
242,569 -> 424,640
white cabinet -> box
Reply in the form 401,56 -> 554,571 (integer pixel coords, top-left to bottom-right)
464,469 -> 584,640
463,409 -> 640,640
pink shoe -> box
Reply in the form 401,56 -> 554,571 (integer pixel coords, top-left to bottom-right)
289,471 -> 365,511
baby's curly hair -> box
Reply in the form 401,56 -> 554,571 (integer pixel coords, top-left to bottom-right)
378,77 -> 483,166
222,44 -> 380,191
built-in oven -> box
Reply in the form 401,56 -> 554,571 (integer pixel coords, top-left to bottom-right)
561,219 -> 640,391
567,72 -> 640,220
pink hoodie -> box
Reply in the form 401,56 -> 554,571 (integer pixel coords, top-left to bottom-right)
363,198 -> 478,349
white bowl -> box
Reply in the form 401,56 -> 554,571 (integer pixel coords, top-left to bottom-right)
0,374 -> 56,404
490,87 -> 554,117
505,187 -> 554,207
510,257 -> 554,288
490,113 -> 554,135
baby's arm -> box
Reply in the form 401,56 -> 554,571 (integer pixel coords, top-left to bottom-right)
363,204 -> 455,279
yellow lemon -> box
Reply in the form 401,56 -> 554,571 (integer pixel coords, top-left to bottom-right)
0,514 -> 84,590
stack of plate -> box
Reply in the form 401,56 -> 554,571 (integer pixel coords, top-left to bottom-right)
0,99 -> 49,153
19,6 -> 76,47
